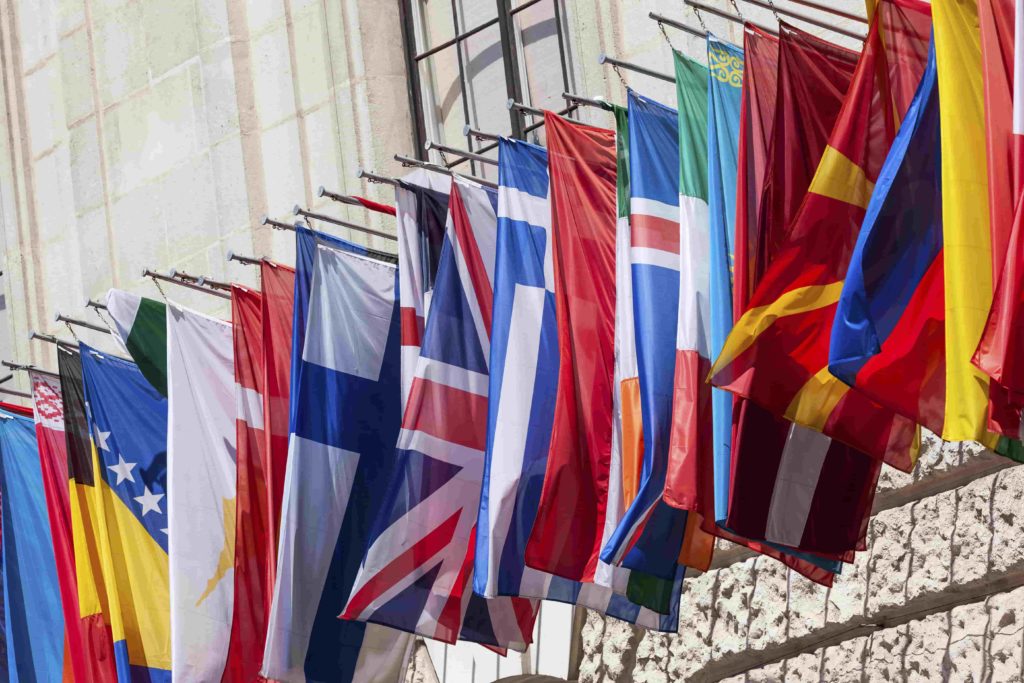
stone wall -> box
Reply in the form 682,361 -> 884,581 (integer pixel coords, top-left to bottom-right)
577,438 -> 1024,682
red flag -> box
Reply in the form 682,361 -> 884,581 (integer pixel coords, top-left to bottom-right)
260,261 -> 295,553
223,286 -> 269,682
711,0 -> 931,472
354,196 -> 396,216
525,113 -> 617,582
973,0 -> 1024,437
30,371 -> 117,682
712,22 -> 872,570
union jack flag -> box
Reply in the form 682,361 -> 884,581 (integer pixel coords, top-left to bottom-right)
343,177 -> 538,651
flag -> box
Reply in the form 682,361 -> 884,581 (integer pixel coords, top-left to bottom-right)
263,230 -> 413,682
709,0 -> 931,473
474,136 -> 682,631
973,0 -> 1024,444
79,342 -> 171,681
524,112 -> 618,583
260,260 -> 295,553
106,289 -> 168,396
0,406 -> 66,681
831,0 -> 1005,450
611,104 -> 644,512
59,350 -> 122,680
224,285 -> 270,683
30,369 -> 117,682
395,171 -> 452,407
343,178 -> 538,650
703,36 -> 743,527
166,302 -> 237,680
735,24 -> 779,315
601,86 -> 705,581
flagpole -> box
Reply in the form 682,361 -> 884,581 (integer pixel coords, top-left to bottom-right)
446,103 -> 577,170
424,140 -> 498,167
85,298 -> 107,311
317,187 -> 396,216
143,269 -> 232,300
647,12 -> 706,38
782,0 -> 867,23
598,54 -> 675,84
560,92 -> 615,112
394,154 -> 499,189
293,206 -> 398,241
731,0 -> 866,40
226,251 -> 263,267
3,359 -> 61,379
54,313 -> 111,335
356,168 -> 400,187
28,331 -> 79,351
260,218 -> 399,265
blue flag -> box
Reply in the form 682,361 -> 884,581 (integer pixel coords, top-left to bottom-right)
0,407 -> 64,682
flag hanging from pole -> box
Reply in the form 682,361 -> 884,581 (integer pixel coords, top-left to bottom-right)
263,229 -> 413,682
224,285 -> 270,683
344,178 -> 538,650
167,302 -> 237,681
31,369 -> 118,682
79,343 -> 171,681
525,113 -> 619,583
58,350 -> 123,679
709,0 -> 931,474
0,405 -> 66,681
473,136 -> 681,631
602,87 -> 703,580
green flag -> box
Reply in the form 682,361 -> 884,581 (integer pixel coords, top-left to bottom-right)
105,289 -> 168,395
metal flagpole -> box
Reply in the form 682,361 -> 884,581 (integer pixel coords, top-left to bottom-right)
647,12 -> 707,38
317,187 -> 397,216
3,359 -> 60,379
260,218 -> 399,265
356,169 -> 400,187
425,140 -> 498,167
730,0 -> 866,39
85,298 -> 107,311
394,153 -> 498,189
143,269 -> 232,300
447,103 -> 578,170
54,312 -> 112,335
293,206 -> 398,241
598,54 -> 675,84
226,251 -> 263,266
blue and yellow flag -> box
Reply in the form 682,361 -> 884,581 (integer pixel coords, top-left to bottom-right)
80,344 -> 170,682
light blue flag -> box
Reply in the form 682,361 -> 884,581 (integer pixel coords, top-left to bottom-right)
707,36 -> 743,523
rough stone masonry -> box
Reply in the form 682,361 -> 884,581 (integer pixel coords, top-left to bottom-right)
578,436 -> 1024,682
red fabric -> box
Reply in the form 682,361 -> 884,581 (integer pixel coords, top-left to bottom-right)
756,23 -> 859,282
735,24 -> 779,318
524,113 -> 617,582
973,0 -> 1024,433
0,401 -> 33,417
30,373 -> 118,682
355,196 -> 397,216
223,286 -> 270,683
260,262 -> 295,557
712,0 -> 931,471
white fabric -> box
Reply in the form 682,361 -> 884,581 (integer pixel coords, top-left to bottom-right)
105,288 -> 142,347
764,424 -> 832,547
303,246 -> 396,381
166,302 -> 236,682
676,195 -> 712,356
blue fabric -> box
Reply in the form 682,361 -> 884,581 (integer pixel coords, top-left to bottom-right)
603,90 -> 689,581
0,409 -> 64,683
706,36 -> 744,523
830,39 -> 940,382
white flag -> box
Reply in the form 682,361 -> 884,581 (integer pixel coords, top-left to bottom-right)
167,302 -> 237,681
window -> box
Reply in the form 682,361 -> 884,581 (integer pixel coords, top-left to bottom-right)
399,0 -> 576,178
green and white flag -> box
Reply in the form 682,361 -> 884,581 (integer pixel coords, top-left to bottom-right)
105,289 -> 168,395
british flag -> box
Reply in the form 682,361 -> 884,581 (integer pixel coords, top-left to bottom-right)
343,177 -> 538,650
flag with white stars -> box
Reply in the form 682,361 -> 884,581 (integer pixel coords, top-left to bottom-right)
79,342 -> 171,681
